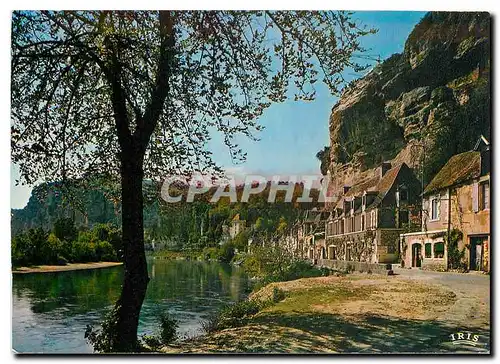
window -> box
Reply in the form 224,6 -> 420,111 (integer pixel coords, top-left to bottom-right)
362,195 -> 366,206
399,211 -> 409,225
480,181 -> 490,210
425,243 -> 432,258
434,242 -> 445,259
399,189 -> 408,201
370,210 -> 377,228
361,215 -> 365,231
328,246 -> 336,260
431,198 -> 439,220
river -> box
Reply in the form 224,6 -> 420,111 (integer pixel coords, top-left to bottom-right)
12,259 -> 253,353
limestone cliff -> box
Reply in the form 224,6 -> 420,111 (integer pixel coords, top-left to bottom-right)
328,12 -> 490,198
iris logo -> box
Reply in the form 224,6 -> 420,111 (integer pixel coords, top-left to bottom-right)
449,332 -> 480,346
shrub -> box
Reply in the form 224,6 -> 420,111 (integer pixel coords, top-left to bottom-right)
71,233 -> 97,262
95,240 -> 118,262
201,300 -> 261,333
85,307 -> 138,353
218,243 -> 235,263
202,247 -> 219,260
231,231 -> 249,252
271,287 -> 286,303
138,313 -> 178,350
141,335 -> 162,350
53,217 -> 77,242
158,313 -> 178,344
56,255 -> 68,266
200,313 -> 219,334
446,229 -> 467,271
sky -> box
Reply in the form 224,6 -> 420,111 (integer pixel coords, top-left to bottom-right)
10,11 -> 427,209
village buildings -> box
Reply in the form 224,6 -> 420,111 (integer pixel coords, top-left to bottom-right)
400,137 -> 490,272
322,162 -> 421,264
288,161 -> 421,265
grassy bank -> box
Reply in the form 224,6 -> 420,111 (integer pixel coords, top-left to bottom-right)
12,261 -> 123,274
159,272 -> 490,354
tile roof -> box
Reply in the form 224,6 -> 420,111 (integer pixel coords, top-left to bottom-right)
365,163 -> 404,210
334,163 -> 407,211
423,151 -> 481,195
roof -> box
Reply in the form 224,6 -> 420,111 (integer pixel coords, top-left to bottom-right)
423,151 -> 481,195
365,163 -> 404,210
334,162 -> 408,211
232,214 -> 241,222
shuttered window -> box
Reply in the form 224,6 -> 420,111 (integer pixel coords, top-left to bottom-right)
480,181 -> 489,210
472,182 -> 479,212
431,198 -> 439,220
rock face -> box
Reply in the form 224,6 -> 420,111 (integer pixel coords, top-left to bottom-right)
328,12 -> 490,197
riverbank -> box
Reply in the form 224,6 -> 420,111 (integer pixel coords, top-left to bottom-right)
12,261 -> 123,274
161,272 -> 490,354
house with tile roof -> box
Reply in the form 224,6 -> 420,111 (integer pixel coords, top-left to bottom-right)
322,161 -> 421,264
400,136 -> 490,272
229,213 -> 246,239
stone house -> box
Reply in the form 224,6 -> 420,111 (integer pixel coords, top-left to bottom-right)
324,162 -> 421,264
400,137 -> 490,272
283,209 -> 328,261
229,213 -> 246,239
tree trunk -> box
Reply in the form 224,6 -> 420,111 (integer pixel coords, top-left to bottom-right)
113,151 -> 150,352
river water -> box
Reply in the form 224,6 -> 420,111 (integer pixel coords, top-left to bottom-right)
12,259 -> 252,353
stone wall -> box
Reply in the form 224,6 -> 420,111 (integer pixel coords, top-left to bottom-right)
317,258 -> 391,275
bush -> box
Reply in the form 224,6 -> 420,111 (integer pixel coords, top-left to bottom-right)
202,247 -> 219,260
218,243 -> 235,263
446,229 -> 467,271
231,231 -> 249,252
138,313 -> 179,350
53,217 -> 77,242
201,300 -> 261,333
271,287 -> 286,303
158,313 -> 178,344
95,240 -> 117,261
85,307 -> 136,353
71,234 -> 97,262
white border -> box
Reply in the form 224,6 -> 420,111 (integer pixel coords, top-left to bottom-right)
2,1 -> 497,364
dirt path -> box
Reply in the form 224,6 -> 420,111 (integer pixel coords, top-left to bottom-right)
162,272 -> 490,354
12,262 -> 123,274
393,267 -> 490,335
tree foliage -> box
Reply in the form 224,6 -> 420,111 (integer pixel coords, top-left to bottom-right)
12,10 -> 375,184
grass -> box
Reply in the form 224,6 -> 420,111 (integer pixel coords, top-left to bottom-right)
264,285 -> 370,314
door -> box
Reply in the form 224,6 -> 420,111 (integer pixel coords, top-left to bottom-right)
470,237 -> 485,271
412,243 -> 422,268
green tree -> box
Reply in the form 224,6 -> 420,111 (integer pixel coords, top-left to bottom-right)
12,10 -> 374,351
53,217 -> 77,242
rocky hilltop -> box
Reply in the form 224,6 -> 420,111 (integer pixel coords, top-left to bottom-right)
327,12 -> 490,198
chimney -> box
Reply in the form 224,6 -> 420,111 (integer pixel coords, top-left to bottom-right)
343,186 -> 350,194
480,145 -> 490,176
380,161 -> 392,178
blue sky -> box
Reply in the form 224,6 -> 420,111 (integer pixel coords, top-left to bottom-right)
10,11 -> 427,209
207,11 -> 426,175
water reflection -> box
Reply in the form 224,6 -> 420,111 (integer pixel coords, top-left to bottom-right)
12,259 -> 252,353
